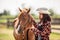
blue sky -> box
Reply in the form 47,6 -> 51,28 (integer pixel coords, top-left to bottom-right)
0,0 -> 60,15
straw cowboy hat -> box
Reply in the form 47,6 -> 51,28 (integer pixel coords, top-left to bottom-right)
36,8 -> 50,14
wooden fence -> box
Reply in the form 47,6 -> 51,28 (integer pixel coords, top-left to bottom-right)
0,18 -> 15,28
0,18 -> 60,28
51,18 -> 60,25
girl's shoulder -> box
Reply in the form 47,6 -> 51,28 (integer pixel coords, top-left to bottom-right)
45,21 -> 51,25
43,21 -> 51,28
38,21 -> 51,26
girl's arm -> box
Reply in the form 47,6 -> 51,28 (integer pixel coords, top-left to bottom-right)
39,21 -> 51,36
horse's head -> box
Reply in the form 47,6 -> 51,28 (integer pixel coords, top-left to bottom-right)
18,8 -> 33,26
18,8 -> 31,22
13,7 -> 35,29
14,8 -> 34,32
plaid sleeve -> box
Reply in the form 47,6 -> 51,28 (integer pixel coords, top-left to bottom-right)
40,21 -> 51,36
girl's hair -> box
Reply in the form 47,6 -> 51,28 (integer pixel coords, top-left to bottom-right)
41,14 -> 51,23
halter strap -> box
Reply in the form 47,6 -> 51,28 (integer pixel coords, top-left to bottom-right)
26,29 -> 29,40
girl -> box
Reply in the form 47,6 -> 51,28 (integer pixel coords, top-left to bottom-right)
37,8 -> 51,40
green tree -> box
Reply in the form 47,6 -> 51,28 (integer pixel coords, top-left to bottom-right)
3,10 -> 10,15
49,9 -> 54,16
0,13 -> 3,16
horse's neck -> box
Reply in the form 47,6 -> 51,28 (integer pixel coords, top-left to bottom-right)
25,23 -> 33,29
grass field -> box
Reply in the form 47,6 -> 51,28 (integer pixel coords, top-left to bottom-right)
0,25 -> 60,40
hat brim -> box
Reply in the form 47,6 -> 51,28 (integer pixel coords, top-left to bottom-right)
39,10 -> 50,14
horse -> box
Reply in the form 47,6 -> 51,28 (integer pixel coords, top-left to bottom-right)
13,8 -> 35,40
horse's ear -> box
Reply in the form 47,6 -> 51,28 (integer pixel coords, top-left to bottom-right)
27,8 -> 31,13
18,8 -> 22,12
